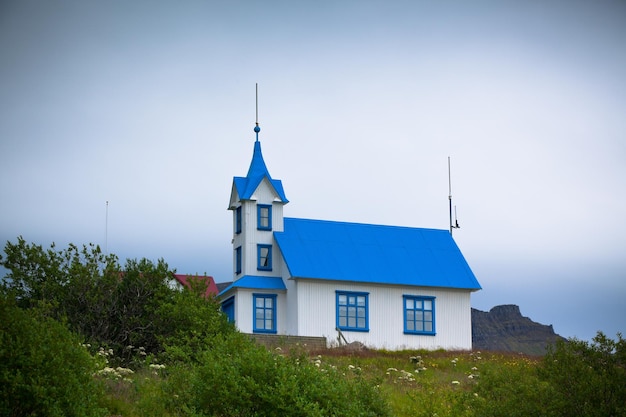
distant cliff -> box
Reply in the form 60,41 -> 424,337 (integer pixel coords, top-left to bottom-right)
472,305 -> 566,355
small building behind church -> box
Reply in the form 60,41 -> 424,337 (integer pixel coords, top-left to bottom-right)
219,122 -> 481,350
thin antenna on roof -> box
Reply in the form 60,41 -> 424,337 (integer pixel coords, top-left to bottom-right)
448,157 -> 460,235
254,83 -> 260,141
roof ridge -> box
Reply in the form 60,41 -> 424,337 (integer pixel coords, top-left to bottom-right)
282,217 -> 446,233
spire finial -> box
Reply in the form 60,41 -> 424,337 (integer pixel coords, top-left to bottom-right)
254,83 -> 260,142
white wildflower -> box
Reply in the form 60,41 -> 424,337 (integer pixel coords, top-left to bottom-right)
116,367 -> 134,376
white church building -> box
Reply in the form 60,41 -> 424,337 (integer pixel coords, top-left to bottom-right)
219,122 -> 481,350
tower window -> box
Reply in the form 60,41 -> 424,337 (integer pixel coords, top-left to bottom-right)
235,246 -> 242,275
257,244 -> 272,271
235,206 -> 242,234
257,204 -> 272,230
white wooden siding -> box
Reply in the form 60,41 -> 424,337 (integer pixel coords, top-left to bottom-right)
233,289 -> 288,335
231,179 -> 285,281
282,259 -> 299,335
293,280 -> 473,350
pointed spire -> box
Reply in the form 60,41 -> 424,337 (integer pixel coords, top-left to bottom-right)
246,140 -> 270,180
230,83 -> 288,204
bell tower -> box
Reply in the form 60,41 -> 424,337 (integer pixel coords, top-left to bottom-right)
227,112 -> 288,281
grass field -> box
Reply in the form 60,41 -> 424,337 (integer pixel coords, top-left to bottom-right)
305,347 -> 540,417
100,346 -> 542,417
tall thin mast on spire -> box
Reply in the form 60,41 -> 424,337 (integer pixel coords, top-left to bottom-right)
254,83 -> 260,142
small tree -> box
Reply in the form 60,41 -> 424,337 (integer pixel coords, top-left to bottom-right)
0,237 -> 229,364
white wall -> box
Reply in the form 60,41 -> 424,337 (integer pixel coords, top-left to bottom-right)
293,280 -> 473,350
233,288 -> 288,335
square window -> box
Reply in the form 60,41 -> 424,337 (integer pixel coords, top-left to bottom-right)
257,204 -> 272,230
336,291 -> 369,332
257,244 -> 272,271
403,295 -> 435,335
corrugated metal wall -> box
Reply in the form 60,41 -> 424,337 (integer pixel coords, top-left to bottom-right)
233,289 -> 288,335
231,179 -> 285,281
294,280 -> 473,350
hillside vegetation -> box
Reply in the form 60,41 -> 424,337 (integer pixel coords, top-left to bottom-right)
1,238 -> 625,417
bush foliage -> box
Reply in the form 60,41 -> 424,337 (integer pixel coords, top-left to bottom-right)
1,237 -> 625,416
0,237 -> 231,365
166,333 -> 391,417
0,297 -> 106,417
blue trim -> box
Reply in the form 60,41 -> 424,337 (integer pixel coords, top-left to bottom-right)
257,204 -> 272,231
403,295 -> 436,335
221,296 -> 235,323
253,293 -> 277,334
257,244 -> 272,271
336,291 -> 369,332
218,276 -> 286,297
235,206 -> 242,234
235,246 -> 242,275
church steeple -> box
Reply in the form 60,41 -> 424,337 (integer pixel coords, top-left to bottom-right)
228,112 -> 288,281
229,123 -> 288,206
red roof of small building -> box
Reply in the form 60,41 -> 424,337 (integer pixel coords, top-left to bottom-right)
173,274 -> 218,298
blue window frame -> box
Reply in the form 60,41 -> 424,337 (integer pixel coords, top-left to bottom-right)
235,206 -> 242,234
257,244 -> 272,271
257,204 -> 272,230
336,291 -> 369,332
403,295 -> 436,335
253,294 -> 276,333
235,246 -> 242,275
221,296 -> 235,323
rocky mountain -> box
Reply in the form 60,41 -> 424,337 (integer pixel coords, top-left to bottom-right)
472,304 -> 566,356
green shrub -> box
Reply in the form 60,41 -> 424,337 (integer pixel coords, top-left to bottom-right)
0,297 -> 107,417
165,333 -> 391,417
540,332 -> 626,417
471,355 -> 555,417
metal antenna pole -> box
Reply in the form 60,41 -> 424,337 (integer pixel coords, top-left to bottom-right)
448,157 -> 453,235
448,157 -> 460,235
254,83 -> 260,141
105,200 -> 109,255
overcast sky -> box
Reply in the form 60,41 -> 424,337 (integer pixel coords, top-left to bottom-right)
1,0 -> 625,342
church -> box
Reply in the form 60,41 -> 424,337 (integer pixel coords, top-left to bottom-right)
219,121 -> 481,350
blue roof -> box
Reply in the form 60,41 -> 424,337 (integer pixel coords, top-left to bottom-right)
274,218 -> 481,290
233,141 -> 288,203
218,275 -> 286,297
